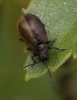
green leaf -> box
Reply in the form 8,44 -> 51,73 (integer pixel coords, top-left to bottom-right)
22,0 -> 77,81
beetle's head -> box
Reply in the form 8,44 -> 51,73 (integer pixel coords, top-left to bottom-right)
39,54 -> 48,63
35,44 -> 48,63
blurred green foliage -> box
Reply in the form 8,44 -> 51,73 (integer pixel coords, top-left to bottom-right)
0,0 -> 77,100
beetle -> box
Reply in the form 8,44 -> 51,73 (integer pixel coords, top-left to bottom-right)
17,8 -> 66,89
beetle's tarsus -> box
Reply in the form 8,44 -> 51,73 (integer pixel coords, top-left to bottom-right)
26,48 -> 32,50
30,61 -> 40,67
31,54 -> 37,63
19,61 -> 40,72
19,38 -> 24,42
60,48 -> 66,51
46,39 -> 57,44
48,47 -> 66,51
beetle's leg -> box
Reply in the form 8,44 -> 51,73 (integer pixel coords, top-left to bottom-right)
19,60 -> 40,71
26,48 -> 32,50
46,39 -> 57,44
31,54 -> 37,63
30,54 -> 40,67
48,47 -> 66,51
19,38 -> 24,42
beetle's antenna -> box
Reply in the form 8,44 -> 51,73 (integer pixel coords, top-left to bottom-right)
45,63 -> 57,90
19,61 -> 40,72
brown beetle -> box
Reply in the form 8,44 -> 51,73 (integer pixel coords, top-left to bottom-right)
17,8 -> 66,89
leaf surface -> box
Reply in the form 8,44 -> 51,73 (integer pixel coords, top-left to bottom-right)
22,0 -> 77,81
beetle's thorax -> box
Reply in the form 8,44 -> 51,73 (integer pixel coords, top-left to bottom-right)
34,44 -> 48,63
34,44 -> 48,55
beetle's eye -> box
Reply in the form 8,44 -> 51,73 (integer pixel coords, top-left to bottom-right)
35,47 -> 42,54
37,47 -> 42,52
38,48 -> 42,51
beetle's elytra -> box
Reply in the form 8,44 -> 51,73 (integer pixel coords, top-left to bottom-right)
17,8 -> 66,89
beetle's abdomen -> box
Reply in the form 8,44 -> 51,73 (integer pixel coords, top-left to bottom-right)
24,14 -> 48,44
17,15 -> 38,49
